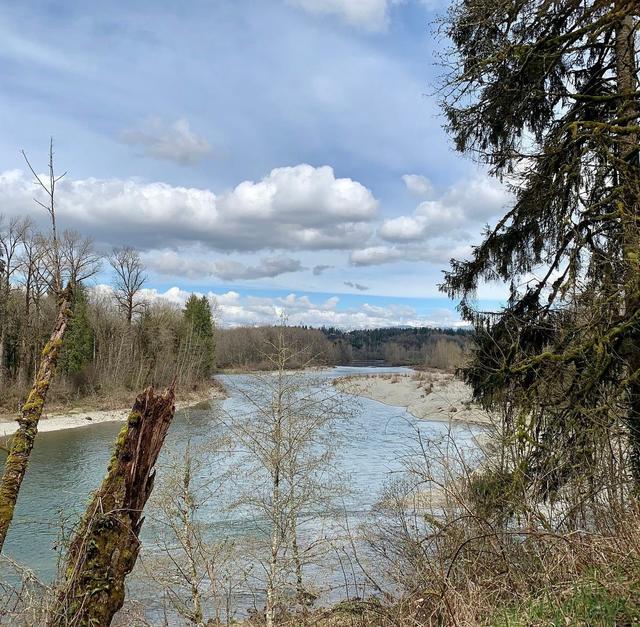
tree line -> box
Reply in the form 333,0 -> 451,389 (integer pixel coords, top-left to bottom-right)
0,216 -> 215,411
215,325 -> 471,371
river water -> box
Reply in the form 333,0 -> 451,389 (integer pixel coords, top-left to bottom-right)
2,366 -> 480,606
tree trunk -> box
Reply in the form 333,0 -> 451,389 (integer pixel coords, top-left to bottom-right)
0,328 -> 5,387
0,278 -> 7,386
265,367 -> 286,627
46,384 -> 176,627
290,508 -> 310,625
615,8 -> 640,484
181,452 -> 205,626
0,287 -> 73,551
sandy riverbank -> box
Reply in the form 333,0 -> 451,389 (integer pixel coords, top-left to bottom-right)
0,383 -> 228,438
333,371 -> 492,425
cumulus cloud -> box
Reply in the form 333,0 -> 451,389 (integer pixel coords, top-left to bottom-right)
344,281 -> 369,291
444,175 -> 511,221
353,173 -> 508,268
350,245 -> 405,266
379,174 -> 509,244
0,164 -> 378,253
402,173 -> 432,197
289,0 -> 390,31
120,117 -> 212,165
106,284 -> 464,329
350,242 -> 472,266
144,250 -> 303,281
378,214 -> 428,242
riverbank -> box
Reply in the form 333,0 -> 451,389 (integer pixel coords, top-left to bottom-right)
333,371 -> 492,425
0,380 -> 228,437
216,365 -> 331,375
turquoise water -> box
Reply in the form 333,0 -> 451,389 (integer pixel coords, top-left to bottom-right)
2,367 -> 479,590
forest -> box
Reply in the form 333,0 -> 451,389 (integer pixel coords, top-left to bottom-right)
215,325 -> 471,370
1,0 -> 640,626
0,217 -> 215,413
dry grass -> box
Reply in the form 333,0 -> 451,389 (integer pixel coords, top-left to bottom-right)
3,378 -> 638,626
0,378 -> 227,423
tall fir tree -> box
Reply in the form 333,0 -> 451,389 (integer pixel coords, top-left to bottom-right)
60,286 -> 93,375
183,294 -> 215,378
440,1 -> 640,492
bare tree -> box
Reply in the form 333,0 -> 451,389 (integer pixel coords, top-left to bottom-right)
0,146 -> 82,551
0,216 -> 31,293
224,326 -> 351,626
144,441 -> 245,626
0,216 -> 31,384
109,246 -> 147,325
16,233 -> 48,384
59,229 -> 101,287
21,139 -> 65,296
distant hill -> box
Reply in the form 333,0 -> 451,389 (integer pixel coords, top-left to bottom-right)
215,325 -> 472,370
321,326 -> 472,368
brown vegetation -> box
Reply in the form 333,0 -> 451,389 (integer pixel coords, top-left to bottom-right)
215,325 -> 470,371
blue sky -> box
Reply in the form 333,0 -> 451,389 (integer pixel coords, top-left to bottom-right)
0,0 -> 509,328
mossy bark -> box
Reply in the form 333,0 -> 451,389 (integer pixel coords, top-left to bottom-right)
615,7 -> 640,484
0,287 -> 73,551
46,385 -> 176,627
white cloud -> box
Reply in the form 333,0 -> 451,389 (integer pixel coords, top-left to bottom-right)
402,173 -> 432,197
378,200 -> 466,242
0,164 -> 378,253
107,284 -> 464,329
350,242 -> 472,266
144,250 -> 303,281
443,175 -> 510,221
289,0 -> 390,31
142,251 -> 215,279
120,117 -> 212,165
350,245 -> 406,265
379,173 -> 509,244
378,214 -> 429,242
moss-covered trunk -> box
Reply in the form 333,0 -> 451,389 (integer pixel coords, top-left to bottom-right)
0,287 -> 73,551
615,7 -> 640,485
46,384 -> 176,627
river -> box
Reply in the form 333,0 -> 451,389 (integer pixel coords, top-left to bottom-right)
2,366 -> 480,616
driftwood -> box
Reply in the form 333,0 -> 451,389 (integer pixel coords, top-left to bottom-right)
0,287 -> 73,551
46,385 -> 176,627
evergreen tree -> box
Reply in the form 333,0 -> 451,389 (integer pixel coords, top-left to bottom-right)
440,1 -> 640,491
183,294 -> 215,378
60,286 -> 93,375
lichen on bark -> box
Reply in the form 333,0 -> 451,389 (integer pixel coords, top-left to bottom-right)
0,286 -> 73,551
46,384 -> 176,627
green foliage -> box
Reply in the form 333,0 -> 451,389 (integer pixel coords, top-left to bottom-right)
493,572 -> 640,627
441,0 -> 640,491
467,467 -> 524,521
323,326 -> 471,366
183,294 -> 215,378
60,287 -> 93,375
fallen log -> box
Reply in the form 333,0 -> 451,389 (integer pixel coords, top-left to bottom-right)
0,287 -> 73,551
46,384 -> 176,627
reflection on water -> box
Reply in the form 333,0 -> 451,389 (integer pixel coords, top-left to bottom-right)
3,366 -> 479,587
